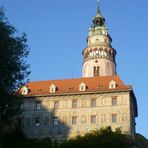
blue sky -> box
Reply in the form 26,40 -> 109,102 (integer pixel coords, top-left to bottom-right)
1,0 -> 148,138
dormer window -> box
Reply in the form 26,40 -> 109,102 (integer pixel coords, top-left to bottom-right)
79,82 -> 86,91
50,84 -> 56,93
21,86 -> 28,95
109,80 -> 117,89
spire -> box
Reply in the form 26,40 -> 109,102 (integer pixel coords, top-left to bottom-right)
97,0 -> 101,14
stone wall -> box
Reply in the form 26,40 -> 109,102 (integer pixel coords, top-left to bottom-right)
22,91 -> 133,140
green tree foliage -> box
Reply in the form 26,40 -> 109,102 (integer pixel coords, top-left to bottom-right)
135,133 -> 148,148
0,130 -> 53,148
58,127 -> 131,148
0,7 -> 30,123
0,127 -> 148,148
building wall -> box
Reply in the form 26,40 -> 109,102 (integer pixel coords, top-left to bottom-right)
22,91 -> 133,140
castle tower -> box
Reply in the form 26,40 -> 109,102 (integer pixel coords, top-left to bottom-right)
82,1 -> 116,77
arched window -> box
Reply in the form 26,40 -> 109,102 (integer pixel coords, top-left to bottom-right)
94,66 -> 100,76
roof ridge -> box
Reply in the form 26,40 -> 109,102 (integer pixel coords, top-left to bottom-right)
28,75 -> 120,84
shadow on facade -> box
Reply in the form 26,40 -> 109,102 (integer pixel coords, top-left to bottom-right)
22,98 -> 70,142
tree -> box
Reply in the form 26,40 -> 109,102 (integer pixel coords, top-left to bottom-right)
0,7 -> 30,127
135,133 -> 148,148
58,127 -> 131,148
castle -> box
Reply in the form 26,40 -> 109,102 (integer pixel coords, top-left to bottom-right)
20,1 -> 138,141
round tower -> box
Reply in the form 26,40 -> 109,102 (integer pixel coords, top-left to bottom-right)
82,1 -> 116,77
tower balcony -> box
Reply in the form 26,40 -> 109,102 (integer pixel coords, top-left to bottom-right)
83,47 -> 116,63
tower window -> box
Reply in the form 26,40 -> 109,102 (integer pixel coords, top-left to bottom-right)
94,66 -> 100,76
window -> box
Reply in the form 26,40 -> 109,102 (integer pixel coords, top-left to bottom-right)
94,66 -> 100,76
44,117 -> 49,126
91,115 -> 96,124
79,82 -> 86,91
109,80 -> 117,89
54,101 -> 59,109
50,84 -> 56,93
72,116 -> 77,125
26,118 -> 31,126
80,86 -> 84,91
91,99 -> 96,107
112,114 -> 117,123
112,98 -> 117,106
35,117 -> 40,126
21,86 -> 28,95
36,102 -> 41,110
53,117 -> 58,125
72,100 -> 78,108
21,104 -> 24,110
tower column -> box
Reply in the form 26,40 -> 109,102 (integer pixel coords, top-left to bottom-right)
82,1 -> 116,77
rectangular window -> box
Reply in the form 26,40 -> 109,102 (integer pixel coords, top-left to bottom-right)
72,100 -> 78,108
21,104 -> 24,110
44,117 -> 49,126
112,114 -> 117,123
53,117 -> 58,125
72,116 -> 77,125
35,117 -> 40,126
91,115 -> 96,124
26,118 -> 31,126
91,99 -> 96,107
54,101 -> 59,109
112,98 -> 117,106
36,102 -> 41,110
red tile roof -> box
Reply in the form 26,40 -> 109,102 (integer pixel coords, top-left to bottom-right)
20,75 -> 132,96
